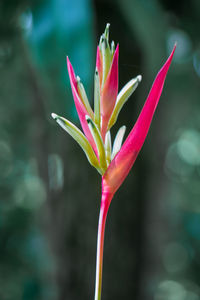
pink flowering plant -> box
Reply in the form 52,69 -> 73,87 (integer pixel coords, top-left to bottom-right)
52,24 -> 175,300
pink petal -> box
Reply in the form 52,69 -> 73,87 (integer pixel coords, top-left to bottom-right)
67,57 -> 97,154
103,45 -> 176,194
96,46 -> 103,87
101,45 -> 119,141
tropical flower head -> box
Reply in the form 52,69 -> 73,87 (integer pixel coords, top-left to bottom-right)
52,24 -> 176,300
52,24 -> 175,196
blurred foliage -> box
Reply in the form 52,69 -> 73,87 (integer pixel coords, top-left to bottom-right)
25,0 -> 95,118
1,0 -> 200,300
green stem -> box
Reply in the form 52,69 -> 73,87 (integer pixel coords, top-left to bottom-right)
94,190 -> 113,300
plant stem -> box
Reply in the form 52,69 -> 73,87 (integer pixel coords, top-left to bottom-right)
94,190 -> 113,300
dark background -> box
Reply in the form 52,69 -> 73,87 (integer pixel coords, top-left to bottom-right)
1,0 -> 200,299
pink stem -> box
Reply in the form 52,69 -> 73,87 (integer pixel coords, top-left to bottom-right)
94,189 -> 113,300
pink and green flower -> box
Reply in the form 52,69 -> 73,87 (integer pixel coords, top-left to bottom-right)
52,24 -> 175,300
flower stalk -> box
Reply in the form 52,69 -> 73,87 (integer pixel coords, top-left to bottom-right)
94,190 -> 113,300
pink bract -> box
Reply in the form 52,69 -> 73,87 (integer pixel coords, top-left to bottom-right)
103,45 -> 176,195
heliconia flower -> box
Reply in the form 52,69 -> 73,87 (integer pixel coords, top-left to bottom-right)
51,24 -> 176,300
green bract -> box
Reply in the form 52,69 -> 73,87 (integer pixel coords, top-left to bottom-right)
51,113 -> 103,174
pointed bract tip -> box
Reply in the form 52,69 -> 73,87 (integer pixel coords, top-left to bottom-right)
122,125 -> 126,130
168,44 -> 176,60
111,40 -> 115,49
114,44 -> 119,57
104,23 -> 110,38
66,56 -> 71,69
66,56 -> 72,68
51,113 -> 58,120
112,43 -> 119,59
137,75 -> 142,82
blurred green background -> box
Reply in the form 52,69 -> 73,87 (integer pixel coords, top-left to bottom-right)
1,0 -> 200,299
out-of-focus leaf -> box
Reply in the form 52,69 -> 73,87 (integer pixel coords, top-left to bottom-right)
25,0 -> 95,119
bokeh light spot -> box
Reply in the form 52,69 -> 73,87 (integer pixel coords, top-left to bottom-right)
164,143 -> 193,181
163,242 -> 189,273
14,176 -> 46,210
48,154 -> 64,191
19,9 -> 33,36
167,29 -> 192,63
154,280 -> 186,300
177,130 -> 200,166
